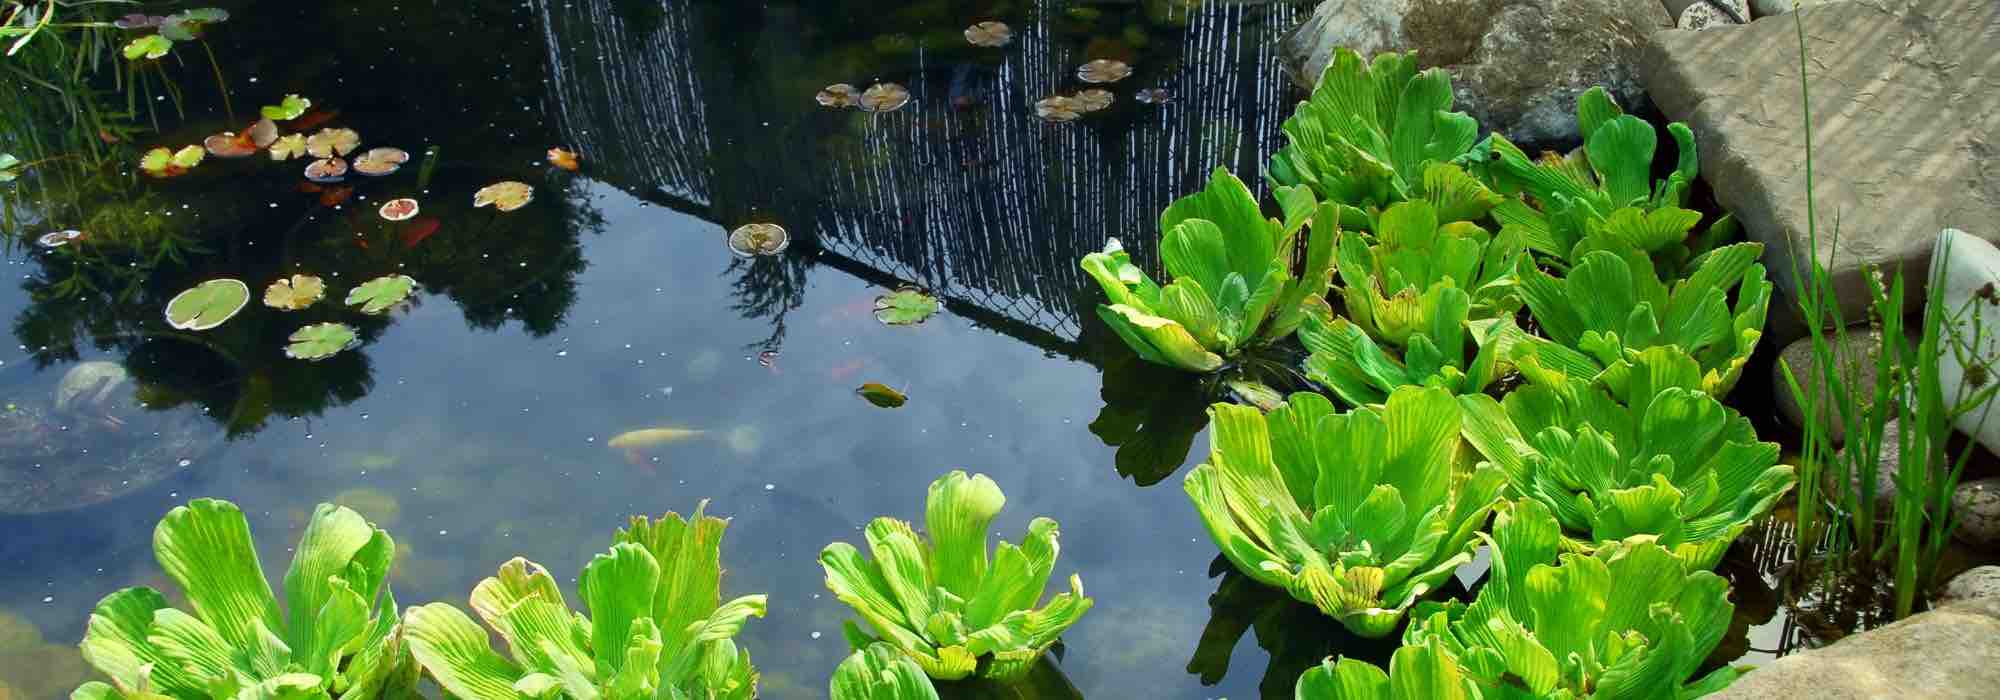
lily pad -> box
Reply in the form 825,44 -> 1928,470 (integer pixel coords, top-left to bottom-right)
547,147 -> 580,171
305,127 -> 360,158
263,274 -> 325,310
858,83 -> 911,113
34,230 -> 83,249
1035,96 -> 1081,122
473,181 -> 534,212
304,157 -> 348,183
816,83 -> 858,109
378,198 -> 420,221
203,132 -> 257,158
140,146 -> 204,178
269,134 -> 307,160
260,94 -> 311,121
249,117 -> 279,147
164,279 -> 250,331
964,21 -> 1013,47
123,35 -> 173,60
1135,87 -> 1173,105
285,322 -> 359,361
1073,89 -> 1115,112
873,288 -> 940,326
857,382 -> 907,408
345,274 -> 417,314
352,147 -> 408,176
0,153 -> 21,182
1077,59 -> 1132,84
727,223 -> 790,257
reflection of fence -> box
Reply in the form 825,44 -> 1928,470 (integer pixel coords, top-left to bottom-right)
531,0 -> 1302,357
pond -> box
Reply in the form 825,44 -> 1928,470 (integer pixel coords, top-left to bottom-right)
0,1 -> 1797,697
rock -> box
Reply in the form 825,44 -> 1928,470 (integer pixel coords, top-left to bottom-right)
1640,0 -> 2000,341
1835,419 -> 1901,504
1673,0 -> 1749,29
1774,327 -> 1888,444
1750,0 -> 1796,17
1713,596 -> 2000,699
1952,477 -> 2000,549
1280,0 -> 1673,148
1940,565 -> 2000,605
1930,229 -> 2000,456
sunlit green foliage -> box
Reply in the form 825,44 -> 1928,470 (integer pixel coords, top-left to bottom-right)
830,643 -> 940,700
1292,638 -> 1477,699
1186,387 -> 1506,637
72,499 -> 419,699
1459,347 -> 1794,570
820,471 -> 1094,682
404,503 -> 767,700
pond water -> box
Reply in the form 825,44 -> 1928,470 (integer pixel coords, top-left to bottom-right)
0,1 -> 1791,697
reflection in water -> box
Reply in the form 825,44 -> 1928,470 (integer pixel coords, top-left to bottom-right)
1187,562 -> 1387,700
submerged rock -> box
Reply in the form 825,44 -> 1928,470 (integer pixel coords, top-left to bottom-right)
0,363 -> 221,514
1714,597 -> 2000,698
1952,477 -> 2000,550
1279,0 -> 1672,148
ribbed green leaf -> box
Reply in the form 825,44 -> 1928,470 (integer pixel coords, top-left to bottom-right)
580,543 -> 662,677
404,603 -> 525,700
832,643 -> 940,700
151,499 -> 283,653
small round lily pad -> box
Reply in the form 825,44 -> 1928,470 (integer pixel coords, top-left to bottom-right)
728,223 -> 790,257
345,274 -> 417,314
874,288 -> 940,326
352,147 -> 409,176
305,128 -> 360,158
1035,96 -> 1081,122
473,181 -> 534,212
263,274 -> 325,310
1073,89 -> 1114,113
816,83 -> 858,109
1077,59 -> 1133,84
304,157 -> 348,183
285,322 -> 359,361
858,83 -> 911,113
165,279 -> 250,331
378,198 -> 419,221
964,21 -> 1012,47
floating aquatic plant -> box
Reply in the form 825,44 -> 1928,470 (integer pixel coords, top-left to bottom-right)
727,223 -> 789,257
1292,638 -> 1471,700
263,274 -> 325,310
856,383 -> 907,408
1076,59 -> 1131,84
1185,387 -> 1506,637
404,503 -> 768,700
164,279 -> 249,331
963,21 -> 1012,47
346,274 -> 417,314
818,83 -> 859,109
303,157 -> 348,183
70,499 -> 418,699
305,127 -> 360,158
0,153 -> 20,182
473,181 -> 534,212
352,147 -> 408,176
547,147 -> 580,172
1134,88 -> 1172,105
139,146 -> 204,178
269,134 -> 307,160
122,34 -> 171,60
378,198 -> 419,222
1034,96 -> 1081,122
34,230 -> 83,249
820,471 -> 1094,682
859,83 -> 912,113
285,322 -> 360,361
260,94 -> 311,121
873,289 -> 939,326
831,643 -> 940,700
202,131 -> 257,158
1072,89 -> 1114,112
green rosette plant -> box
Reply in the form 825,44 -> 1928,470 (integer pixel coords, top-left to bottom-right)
1515,240 -> 1773,396
403,503 -> 767,700
1401,500 -> 1745,699
1332,199 -> 1526,345
1266,48 -> 1489,230
819,470 -> 1095,683
1185,386 -> 1507,637
1459,346 -> 1795,570
1291,638 -> 1478,700
1299,306 -> 1595,408
72,499 -> 419,700
1080,168 -> 1337,372
830,642 -> 941,700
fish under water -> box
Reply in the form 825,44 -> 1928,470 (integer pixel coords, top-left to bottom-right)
607,426 -> 707,450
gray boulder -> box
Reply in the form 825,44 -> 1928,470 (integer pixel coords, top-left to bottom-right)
1714,596 -> 2000,699
1640,0 -> 2000,340
1774,327 -> 1888,445
1952,477 -> 2000,550
1929,229 -> 2000,457
1279,0 -> 1673,148
1939,565 -> 2000,606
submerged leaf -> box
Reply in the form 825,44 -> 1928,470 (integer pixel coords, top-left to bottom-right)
1034,96 -> 1081,122
345,274 -> 417,314
874,289 -> 940,326
352,147 -> 409,176
547,147 -> 580,172
859,83 -> 912,113
285,323 -> 359,361
728,223 -> 790,257
1076,59 -> 1132,84
472,181 -> 534,212
263,274 -> 326,310
303,157 -> 348,183
1072,89 -> 1114,113
164,279 -> 249,331
260,94 -> 311,121
857,383 -> 908,408
963,21 -> 1013,47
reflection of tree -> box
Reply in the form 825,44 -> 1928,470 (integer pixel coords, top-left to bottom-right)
1086,322 -> 1212,485
724,253 -> 811,352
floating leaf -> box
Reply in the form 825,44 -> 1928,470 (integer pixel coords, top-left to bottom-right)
164,279 -> 250,331
285,322 -> 358,361
303,157 -> 348,183
1077,59 -> 1132,84
262,274 -> 325,310
1073,89 -> 1114,112
259,94 -> 310,121
346,274 -> 416,314
34,230 -> 83,249
378,198 -> 419,221
874,288 -> 940,326
1135,87 -> 1172,104
139,145 -> 203,178
728,223 -> 790,257
964,21 -> 1013,47
1035,96 -> 1081,122
305,127 -> 360,157
0,153 -> 20,182
202,131 -> 256,158
859,83 -> 911,113
123,35 -> 172,60
857,382 -> 908,408
249,117 -> 279,147
472,181 -> 533,212
269,133 -> 306,160
352,147 -> 408,176
817,83 -> 859,108
546,147 -> 580,171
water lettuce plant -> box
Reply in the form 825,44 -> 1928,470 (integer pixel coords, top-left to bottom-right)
1515,240 -> 1772,396
1333,200 -> 1526,342
403,504 -> 767,699
1299,309 -> 1594,408
830,643 -> 940,700
1401,500 -> 1743,698
1185,387 -> 1506,637
1459,346 -> 1794,570
73,499 -> 418,699
1266,48 -> 1483,230
819,470 -> 1094,682
1079,168 -> 1336,372
1291,638 -> 1475,699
